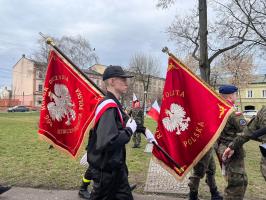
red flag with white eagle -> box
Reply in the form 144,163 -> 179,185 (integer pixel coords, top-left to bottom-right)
38,49 -> 103,158
147,100 -> 160,122
132,93 -> 140,108
152,55 -> 233,180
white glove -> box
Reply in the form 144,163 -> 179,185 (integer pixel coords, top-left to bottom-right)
145,128 -> 158,144
126,118 -> 137,133
80,152 -> 89,167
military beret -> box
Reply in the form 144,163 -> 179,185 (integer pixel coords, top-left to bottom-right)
103,65 -> 134,81
219,85 -> 238,94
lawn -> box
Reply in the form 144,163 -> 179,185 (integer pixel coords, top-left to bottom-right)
0,112 -> 153,192
0,112 -> 265,199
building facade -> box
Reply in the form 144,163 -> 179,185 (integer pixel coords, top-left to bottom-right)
88,64 -> 165,109
11,59 -> 165,109
237,74 -> 266,111
12,55 -> 45,108
11,54 -> 265,112
0,86 -> 11,99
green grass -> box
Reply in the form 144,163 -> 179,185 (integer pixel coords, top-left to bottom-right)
0,113 -> 265,199
0,112 -> 152,191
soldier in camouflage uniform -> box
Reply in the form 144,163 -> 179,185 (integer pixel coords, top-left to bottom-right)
129,107 -> 144,148
217,85 -> 248,200
188,148 -> 223,200
223,105 -> 266,181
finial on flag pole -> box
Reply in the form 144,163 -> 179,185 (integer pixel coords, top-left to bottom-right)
162,46 -> 170,55
39,32 -> 55,46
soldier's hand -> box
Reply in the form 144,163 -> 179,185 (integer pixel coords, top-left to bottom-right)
222,147 -> 234,161
126,118 -> 137,133
145,128 -> 158,144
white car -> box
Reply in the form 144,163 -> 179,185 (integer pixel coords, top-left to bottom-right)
243,110 -> 257,120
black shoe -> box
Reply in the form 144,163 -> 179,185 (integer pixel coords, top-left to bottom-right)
0,186 -> 11,194
130,184 -> 137,191
79,189 -> 90,199
188,191 -> 199,200
211,190 -> 223,200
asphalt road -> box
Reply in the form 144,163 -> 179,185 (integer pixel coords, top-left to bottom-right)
0,187 -> 185,200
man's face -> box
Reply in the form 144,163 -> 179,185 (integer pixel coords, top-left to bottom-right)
112,77 -> 129,94
230,92 -> 238,103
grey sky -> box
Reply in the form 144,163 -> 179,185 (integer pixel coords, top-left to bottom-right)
0,0 -> 196,88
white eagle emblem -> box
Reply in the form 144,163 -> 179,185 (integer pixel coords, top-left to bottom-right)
162,103 -> 190,135
47,84 -> 76,126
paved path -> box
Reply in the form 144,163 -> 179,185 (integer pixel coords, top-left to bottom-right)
144,144 -> 189,197
144,158 -> 189,196
0,187 -> 185,200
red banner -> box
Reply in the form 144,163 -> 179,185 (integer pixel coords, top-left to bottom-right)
152,55 -> 233,179
38,50 -> 103,158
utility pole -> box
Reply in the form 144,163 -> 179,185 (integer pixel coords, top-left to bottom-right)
199,0 -> 210,83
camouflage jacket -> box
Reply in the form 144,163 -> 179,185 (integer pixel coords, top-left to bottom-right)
218,110 -> 247,146
229,106 -> 266,150
131,108 -> 144,126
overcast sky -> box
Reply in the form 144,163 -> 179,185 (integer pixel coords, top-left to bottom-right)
0,0 -> 197,88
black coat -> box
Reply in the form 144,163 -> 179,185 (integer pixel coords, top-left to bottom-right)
87,92 -> 132,171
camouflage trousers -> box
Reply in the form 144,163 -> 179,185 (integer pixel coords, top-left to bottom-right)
218,143 -> 248,200
188,148 -> 218,192
261,156 -> 266,181
132,132 -> 141,148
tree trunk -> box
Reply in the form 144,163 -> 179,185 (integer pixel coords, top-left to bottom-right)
199,0 -> 210,83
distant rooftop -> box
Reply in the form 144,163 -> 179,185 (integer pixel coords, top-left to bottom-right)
90,64 -> 106,75
251,74 -> 266,84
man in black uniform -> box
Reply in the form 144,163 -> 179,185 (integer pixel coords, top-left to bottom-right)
87,65 -> 137,200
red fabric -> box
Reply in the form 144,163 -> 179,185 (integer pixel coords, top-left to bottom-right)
147,106 -> 160,122
152,56 -> 232,178
132,100 -> 140,108
38,50 -> 103,158
94,100 -> 124,127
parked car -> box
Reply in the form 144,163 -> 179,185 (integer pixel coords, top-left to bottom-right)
7,105 -> 30,112
243,110 -> 257,120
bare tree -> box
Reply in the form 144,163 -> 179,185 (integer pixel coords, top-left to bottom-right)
183,55 -> 200,74
157,0 -> 253,83
220,50 -> 255,87
214,0 -> 266,48
209,64 -> 225,89
219,49 -> 256,110
31,38 -> 51,63
31,35 -> 98,69
156,0 -> 175,9
127,53 -> 161,112
58,35 -> 98,68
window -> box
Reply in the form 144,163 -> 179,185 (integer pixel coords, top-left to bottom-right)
263,90 -> 266,98
38,84 -> 43,92
37,71 -> 43,78
38,99 -> 42,105
247,90 -> 253,98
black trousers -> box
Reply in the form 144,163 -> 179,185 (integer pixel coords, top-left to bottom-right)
89,166 -> 133,200
84,166 -> 93,180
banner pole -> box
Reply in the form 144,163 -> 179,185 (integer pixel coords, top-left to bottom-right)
152,142 -> 184,173
39,32 -> 105,96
